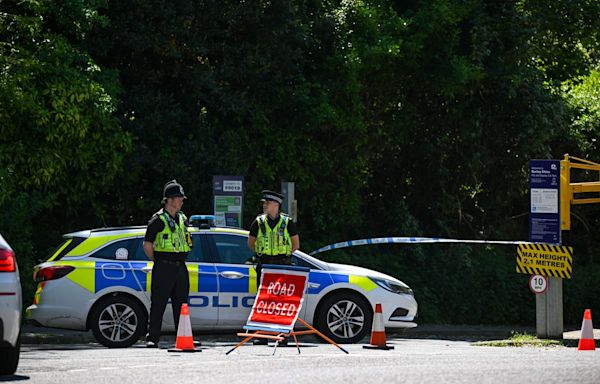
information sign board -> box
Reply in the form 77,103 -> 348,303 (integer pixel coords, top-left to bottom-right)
529,160 -> 561,244
213,176 -> 243,227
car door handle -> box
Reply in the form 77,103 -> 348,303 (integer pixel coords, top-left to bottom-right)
142,266 -> 152,274
308,283 -> 320,289
220,271 -> 245,279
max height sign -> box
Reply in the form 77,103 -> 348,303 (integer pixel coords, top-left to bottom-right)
529,160 -> 561,244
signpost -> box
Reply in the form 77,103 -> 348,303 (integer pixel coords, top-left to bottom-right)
212,176 -> 244,227
528,160 -> 562,339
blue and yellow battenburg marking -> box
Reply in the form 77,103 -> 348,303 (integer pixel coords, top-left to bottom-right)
43,261 -> 380,303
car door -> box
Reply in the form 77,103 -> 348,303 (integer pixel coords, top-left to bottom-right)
130,234 -> 218,327
206,233 -> 257,326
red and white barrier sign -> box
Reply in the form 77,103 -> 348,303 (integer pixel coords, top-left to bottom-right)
246,266 -> 309,332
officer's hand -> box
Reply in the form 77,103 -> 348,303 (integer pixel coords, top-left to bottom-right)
244,255 -> 258,265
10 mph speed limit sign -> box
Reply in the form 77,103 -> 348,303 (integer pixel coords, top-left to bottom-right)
529,274 -> 547,294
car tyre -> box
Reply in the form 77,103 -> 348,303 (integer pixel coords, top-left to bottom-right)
315,292 -> 373,344
0,337 -> 20,375
90,295 -> 147,348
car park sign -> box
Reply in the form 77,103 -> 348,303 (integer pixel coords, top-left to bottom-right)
529,160 -> 561,244
212,175 -> 244,227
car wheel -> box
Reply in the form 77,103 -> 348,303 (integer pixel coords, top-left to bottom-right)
0,337 -> 20,375
90,295 -> 147,348
315,292 -> 373,344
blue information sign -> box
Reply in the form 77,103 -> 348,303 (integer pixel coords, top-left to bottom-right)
529,160 -> 561,244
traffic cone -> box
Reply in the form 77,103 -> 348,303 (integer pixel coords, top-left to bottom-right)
168,304 -> 201,352
363,303 -> 394,350
578,309 -> 596,351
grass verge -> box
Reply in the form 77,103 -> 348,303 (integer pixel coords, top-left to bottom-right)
473,333 -> 569,348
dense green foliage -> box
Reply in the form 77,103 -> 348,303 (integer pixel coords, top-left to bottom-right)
1,0 -> 599,326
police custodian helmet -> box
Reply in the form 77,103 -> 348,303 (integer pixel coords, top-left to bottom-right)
162,179 -> 187,204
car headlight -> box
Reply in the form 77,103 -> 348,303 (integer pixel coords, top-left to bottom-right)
369,276 -> 413,295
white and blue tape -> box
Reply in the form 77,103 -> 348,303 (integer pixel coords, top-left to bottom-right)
309,237 -> 543,255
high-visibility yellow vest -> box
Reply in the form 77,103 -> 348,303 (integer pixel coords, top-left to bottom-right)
153,211 -> 191,253
255,214 -> 292,256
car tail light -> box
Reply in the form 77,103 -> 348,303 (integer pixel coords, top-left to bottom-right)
35,266 -> 75,282
0,249 -> 16,272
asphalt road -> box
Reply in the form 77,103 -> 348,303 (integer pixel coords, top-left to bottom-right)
5,333 -> 600,384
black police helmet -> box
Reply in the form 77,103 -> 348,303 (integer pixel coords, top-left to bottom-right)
162,180 -> 186,203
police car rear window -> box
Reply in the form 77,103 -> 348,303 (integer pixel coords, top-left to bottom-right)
48,237 -> 86,261
93,239 -> 137,260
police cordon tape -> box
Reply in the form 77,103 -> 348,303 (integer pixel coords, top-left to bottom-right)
309,236 -> 542,255
310,236 -> 574,278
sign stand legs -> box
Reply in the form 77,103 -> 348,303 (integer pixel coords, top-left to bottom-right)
226,319 -> 349,355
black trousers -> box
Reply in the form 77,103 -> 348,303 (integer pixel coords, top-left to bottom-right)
256,255 -> 292,289
147,259 -> 189,342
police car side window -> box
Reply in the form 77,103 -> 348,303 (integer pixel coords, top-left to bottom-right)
93,239 -> 136,260
212,234 -> 254,265
130,239 -> 150,261
187,235 -> 206,262
292,255 -> 315,269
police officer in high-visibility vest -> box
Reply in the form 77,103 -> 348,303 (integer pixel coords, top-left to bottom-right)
143,180 -> 192,348
248,190 -> 300,287
248,190 -> 299,345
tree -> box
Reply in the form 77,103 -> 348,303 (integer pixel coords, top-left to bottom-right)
0,0 -> 130,297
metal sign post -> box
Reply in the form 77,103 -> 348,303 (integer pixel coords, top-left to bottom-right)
528,160 -> 562,339
281,181 -> 297,222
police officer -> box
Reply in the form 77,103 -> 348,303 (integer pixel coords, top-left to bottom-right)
247,190 -> 299,347
143,180 -> 192,348
248,190 -> 300,283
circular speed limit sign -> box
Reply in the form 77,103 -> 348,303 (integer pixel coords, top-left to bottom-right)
529,274 -> 547,294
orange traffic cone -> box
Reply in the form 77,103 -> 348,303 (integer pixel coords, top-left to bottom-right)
168,304 -> 200,352
363,303 -> 394,350
578,309 -> 596,351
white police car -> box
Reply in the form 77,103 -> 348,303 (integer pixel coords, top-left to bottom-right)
26,217 -> 417,347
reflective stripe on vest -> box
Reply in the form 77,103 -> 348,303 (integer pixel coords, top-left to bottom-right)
255,214 -> 291,256
154,212 -> 191,253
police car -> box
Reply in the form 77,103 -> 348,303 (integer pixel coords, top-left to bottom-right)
26,217 -> 417,347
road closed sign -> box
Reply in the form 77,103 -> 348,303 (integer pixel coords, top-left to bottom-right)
516,243 -> 573,278
246,266 -> 309,332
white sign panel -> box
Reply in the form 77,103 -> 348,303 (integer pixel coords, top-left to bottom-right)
530,188 -> 558,213
223,180 -> 243,192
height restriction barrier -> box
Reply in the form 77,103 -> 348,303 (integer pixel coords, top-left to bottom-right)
516,243 -> 573,278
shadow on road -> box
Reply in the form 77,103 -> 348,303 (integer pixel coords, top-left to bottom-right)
0,374 -> 30,382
